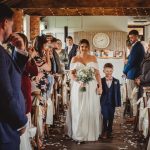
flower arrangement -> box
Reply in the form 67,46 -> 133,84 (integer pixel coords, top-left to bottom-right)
76,67 -> 94,92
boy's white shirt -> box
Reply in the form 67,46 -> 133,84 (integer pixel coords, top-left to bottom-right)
106,80 -> 112,88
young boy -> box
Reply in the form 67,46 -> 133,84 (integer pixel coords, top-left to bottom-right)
100,63 -> 121,139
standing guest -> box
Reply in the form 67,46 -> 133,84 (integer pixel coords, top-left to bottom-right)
20,33 -> 38,114
0,3 -> 29,150
101,63 -> 121,139
32,35 -> 51,149
46,34 -> 53,45
18,33 -> 38,150
50,37 -> 63,74
123,30 -> 145,118
65,36 -> 78,70
34,35 -> 51,94
55,39 -> 67,67
135,42 -> 150,94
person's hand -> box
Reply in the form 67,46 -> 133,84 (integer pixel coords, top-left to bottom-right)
79,81 -> 86,88
37,72 -> 44,80
28,47 -> 37,58
19,127 -> 26,136
45,47 -> 50,53
124,59 -> 128,64
97,87 -> 102,95
122,74 -> 127,79
9,33 -> 25,51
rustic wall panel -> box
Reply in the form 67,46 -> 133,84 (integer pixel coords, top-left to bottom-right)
74,31 -> 127,52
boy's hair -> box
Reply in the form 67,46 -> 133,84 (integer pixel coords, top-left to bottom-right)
104,63 -> 113,69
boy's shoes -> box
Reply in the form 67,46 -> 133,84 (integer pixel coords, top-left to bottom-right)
107,132 -> 113,138
101,132 -> 107,139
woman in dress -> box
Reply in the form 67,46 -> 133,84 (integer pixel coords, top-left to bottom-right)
18,33 -> 38,150
32,35 -> 51,148
70,39 -> 102,143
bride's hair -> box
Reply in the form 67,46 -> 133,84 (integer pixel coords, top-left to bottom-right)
79,39 -> 90,47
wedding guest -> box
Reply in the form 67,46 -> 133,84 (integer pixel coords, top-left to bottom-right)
123,30 -> 145,119
0,4 -> 28,150
55,39 -> 67,68
135,42 -> 150,96
65,36 -> 78,69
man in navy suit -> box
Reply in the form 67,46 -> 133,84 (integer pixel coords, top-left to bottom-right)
0,4 -> 28,150
123,30 -> 145,118
65,36 -> 78,70
100,63 -> 121,139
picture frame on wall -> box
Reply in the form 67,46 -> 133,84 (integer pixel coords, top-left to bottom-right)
115,51 -> 123,58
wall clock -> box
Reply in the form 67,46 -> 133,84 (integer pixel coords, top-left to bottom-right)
93,33 -> 110,49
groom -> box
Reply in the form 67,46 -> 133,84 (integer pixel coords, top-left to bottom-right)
0,3 -> 28,150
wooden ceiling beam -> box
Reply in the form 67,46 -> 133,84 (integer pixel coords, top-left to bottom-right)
4,0 -> 150,8
24,8 -> 150,16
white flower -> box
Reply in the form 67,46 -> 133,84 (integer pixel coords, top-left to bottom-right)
76,67 -> 94,84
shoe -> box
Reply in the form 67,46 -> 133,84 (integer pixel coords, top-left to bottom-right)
77,141 -> 81,145
101,132 -> 107,139
76,140 -> 85,144
107,132 -> 113,138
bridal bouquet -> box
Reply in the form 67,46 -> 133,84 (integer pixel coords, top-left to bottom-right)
76,67 -> 94,92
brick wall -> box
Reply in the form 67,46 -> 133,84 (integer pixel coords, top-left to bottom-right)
30,16 -> 40,40
13,9 -> 23,32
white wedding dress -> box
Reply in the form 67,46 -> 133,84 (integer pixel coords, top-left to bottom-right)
70,62 -> 102,141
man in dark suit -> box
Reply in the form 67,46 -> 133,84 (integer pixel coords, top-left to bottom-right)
65,36 -> 78,70
0,4 -> 28,150
100,63 -> 121,139
123,30 -> 145,118
50,37 -> 63,74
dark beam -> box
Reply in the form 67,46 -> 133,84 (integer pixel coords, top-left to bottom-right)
8,0 -> 150,8
24,8 -> 150,16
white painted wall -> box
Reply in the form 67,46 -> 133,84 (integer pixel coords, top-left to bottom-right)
43,16 -> 128,33
41,16 -> 128,43
23,15 -> 30,40
145,25 -> 150,43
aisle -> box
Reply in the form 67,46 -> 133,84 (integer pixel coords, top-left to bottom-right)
43,108 -> 146,150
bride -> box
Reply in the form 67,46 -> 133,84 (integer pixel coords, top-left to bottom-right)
69,39 -> 102,143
